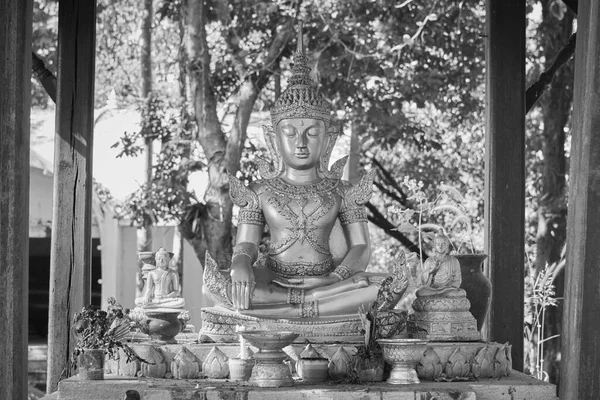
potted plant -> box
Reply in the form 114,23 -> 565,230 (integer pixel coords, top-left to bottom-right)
71,297 -> 144,380
391,177 -> 491,330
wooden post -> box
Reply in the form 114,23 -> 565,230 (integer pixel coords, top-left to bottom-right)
484,0 -> 526,371
0,1 -> 32,399
559,1 -> 600,398
46,0 -> 97,393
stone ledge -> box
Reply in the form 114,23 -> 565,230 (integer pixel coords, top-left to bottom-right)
49,371 -> 557,400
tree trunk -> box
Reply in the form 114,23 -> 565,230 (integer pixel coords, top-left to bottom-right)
183,0 -> 232,268
182,0 -> 294,270
534,1 -> 574,383
137,0 -> 154,297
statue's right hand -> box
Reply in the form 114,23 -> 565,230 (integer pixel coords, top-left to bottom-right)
230,262 -> 255,310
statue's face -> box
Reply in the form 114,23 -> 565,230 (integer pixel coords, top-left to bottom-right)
155,253 -> 170,269
434,237 -> 449,255
276,118 -> 326,171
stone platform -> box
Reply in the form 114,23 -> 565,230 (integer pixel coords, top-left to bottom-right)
45,371 -> 557,400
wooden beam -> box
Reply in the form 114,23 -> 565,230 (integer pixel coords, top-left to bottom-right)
559,1 -> 600,398
0,1 -> 32,399
46,0 -> 97,393
484,0 -> 526,371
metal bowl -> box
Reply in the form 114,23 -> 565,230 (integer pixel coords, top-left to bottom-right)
377,338 -> 428,384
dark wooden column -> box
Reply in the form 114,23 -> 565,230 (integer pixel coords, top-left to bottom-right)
559,1 -> 600,398
484,0 -> 526,371
46,0 -> 97,393
0,1 -> 32,399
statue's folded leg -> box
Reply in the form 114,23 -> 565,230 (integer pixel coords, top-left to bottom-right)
245,283 -> 382,318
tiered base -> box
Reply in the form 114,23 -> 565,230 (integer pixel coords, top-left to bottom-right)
412,297 -> 480,341
200,306 -> 364,342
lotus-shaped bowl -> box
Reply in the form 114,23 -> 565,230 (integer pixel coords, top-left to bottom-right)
239,331 -> 299,351
377,338 -> 428,384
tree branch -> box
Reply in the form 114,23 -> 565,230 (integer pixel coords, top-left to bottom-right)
526,32 -> 577,113
226,20 -> 295,174
184,0 -> 226,164
31,52 -> 57,103
371,157 -> 408,204
366,202 -> 428,259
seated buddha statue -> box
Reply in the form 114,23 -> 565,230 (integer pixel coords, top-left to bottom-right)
411,233 -> 479,341
202,34 -> 408,333
135,247 -> 185,309
416,233 -> 467,298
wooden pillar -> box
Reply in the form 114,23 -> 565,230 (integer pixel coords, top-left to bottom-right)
47,0 -> 97,393
0,1 -> 32,399
484,0 -> 526,371
559,2 -> 600,398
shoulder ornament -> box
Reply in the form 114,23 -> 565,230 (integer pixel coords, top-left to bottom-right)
322,155 -> 348,180
344,169 -> 375,208
228,172 -> 260,209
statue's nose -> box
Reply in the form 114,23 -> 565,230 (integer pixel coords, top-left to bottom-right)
296,132 -> 308,147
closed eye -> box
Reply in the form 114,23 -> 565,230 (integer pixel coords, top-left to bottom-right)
307,128 -> 322,137
281,127 -> 296,138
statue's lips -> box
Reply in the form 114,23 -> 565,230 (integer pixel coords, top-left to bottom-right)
294,152 -> 310,159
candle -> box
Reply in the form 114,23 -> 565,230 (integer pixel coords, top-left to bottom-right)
240,335 -> 248,359
236,325 -> 248,359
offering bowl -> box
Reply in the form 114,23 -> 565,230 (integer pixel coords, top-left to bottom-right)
240,331 -> 299,387
377,338 -> 428,384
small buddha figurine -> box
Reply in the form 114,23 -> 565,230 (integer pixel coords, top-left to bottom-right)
416,233 -> 466,298
411,233 -> 479,340
134,247 -> 185,309
202,27 -> 408,323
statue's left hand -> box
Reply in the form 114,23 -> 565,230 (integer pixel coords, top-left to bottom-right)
272,275 -> 338,290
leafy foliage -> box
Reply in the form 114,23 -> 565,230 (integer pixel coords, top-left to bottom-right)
390,177 -> 477,256
71,297 -> 146,369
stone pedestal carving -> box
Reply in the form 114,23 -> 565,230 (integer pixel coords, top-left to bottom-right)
412,297 -> 479,341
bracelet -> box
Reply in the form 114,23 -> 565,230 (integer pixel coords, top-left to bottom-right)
232,247 -> 255,261
331,265 -> 352,281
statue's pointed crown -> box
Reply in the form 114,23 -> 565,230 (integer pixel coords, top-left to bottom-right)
270,21 -> 332,127
155,247 -> 174,260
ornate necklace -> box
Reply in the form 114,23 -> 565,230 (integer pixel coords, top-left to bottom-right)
266,177 -> 340,200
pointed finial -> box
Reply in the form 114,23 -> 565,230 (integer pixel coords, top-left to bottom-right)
297,20 -> 304,53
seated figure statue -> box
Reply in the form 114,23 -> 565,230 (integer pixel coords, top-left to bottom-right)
416,233 -> 467,298
411,233 -> 479,341
135,247 -> 185,309
201,34 -> 408,341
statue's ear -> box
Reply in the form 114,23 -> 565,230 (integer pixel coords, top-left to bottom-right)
319,124 -> 340,174
260,125 -> 283,179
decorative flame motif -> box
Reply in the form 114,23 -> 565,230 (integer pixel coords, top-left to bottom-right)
493,343 -> 509,378
171,347 -> 200,379
471,346 -> 495,378
328,346 -> 352,380
445,347 -> 470,379
202,346 -> 229,379
417,347 -> 443,380
140,346 -> 167,378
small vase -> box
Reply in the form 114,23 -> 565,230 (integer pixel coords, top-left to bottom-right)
229,358 -> 254,381
456,254 -> 492,331
78,349 -> 105,380
298,358 -> 329,382
354,357 -> 385,382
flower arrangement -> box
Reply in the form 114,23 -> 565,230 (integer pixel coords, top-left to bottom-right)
71,297 -> 144,370
391,177 -> 478,258
355,273 -> 410,361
